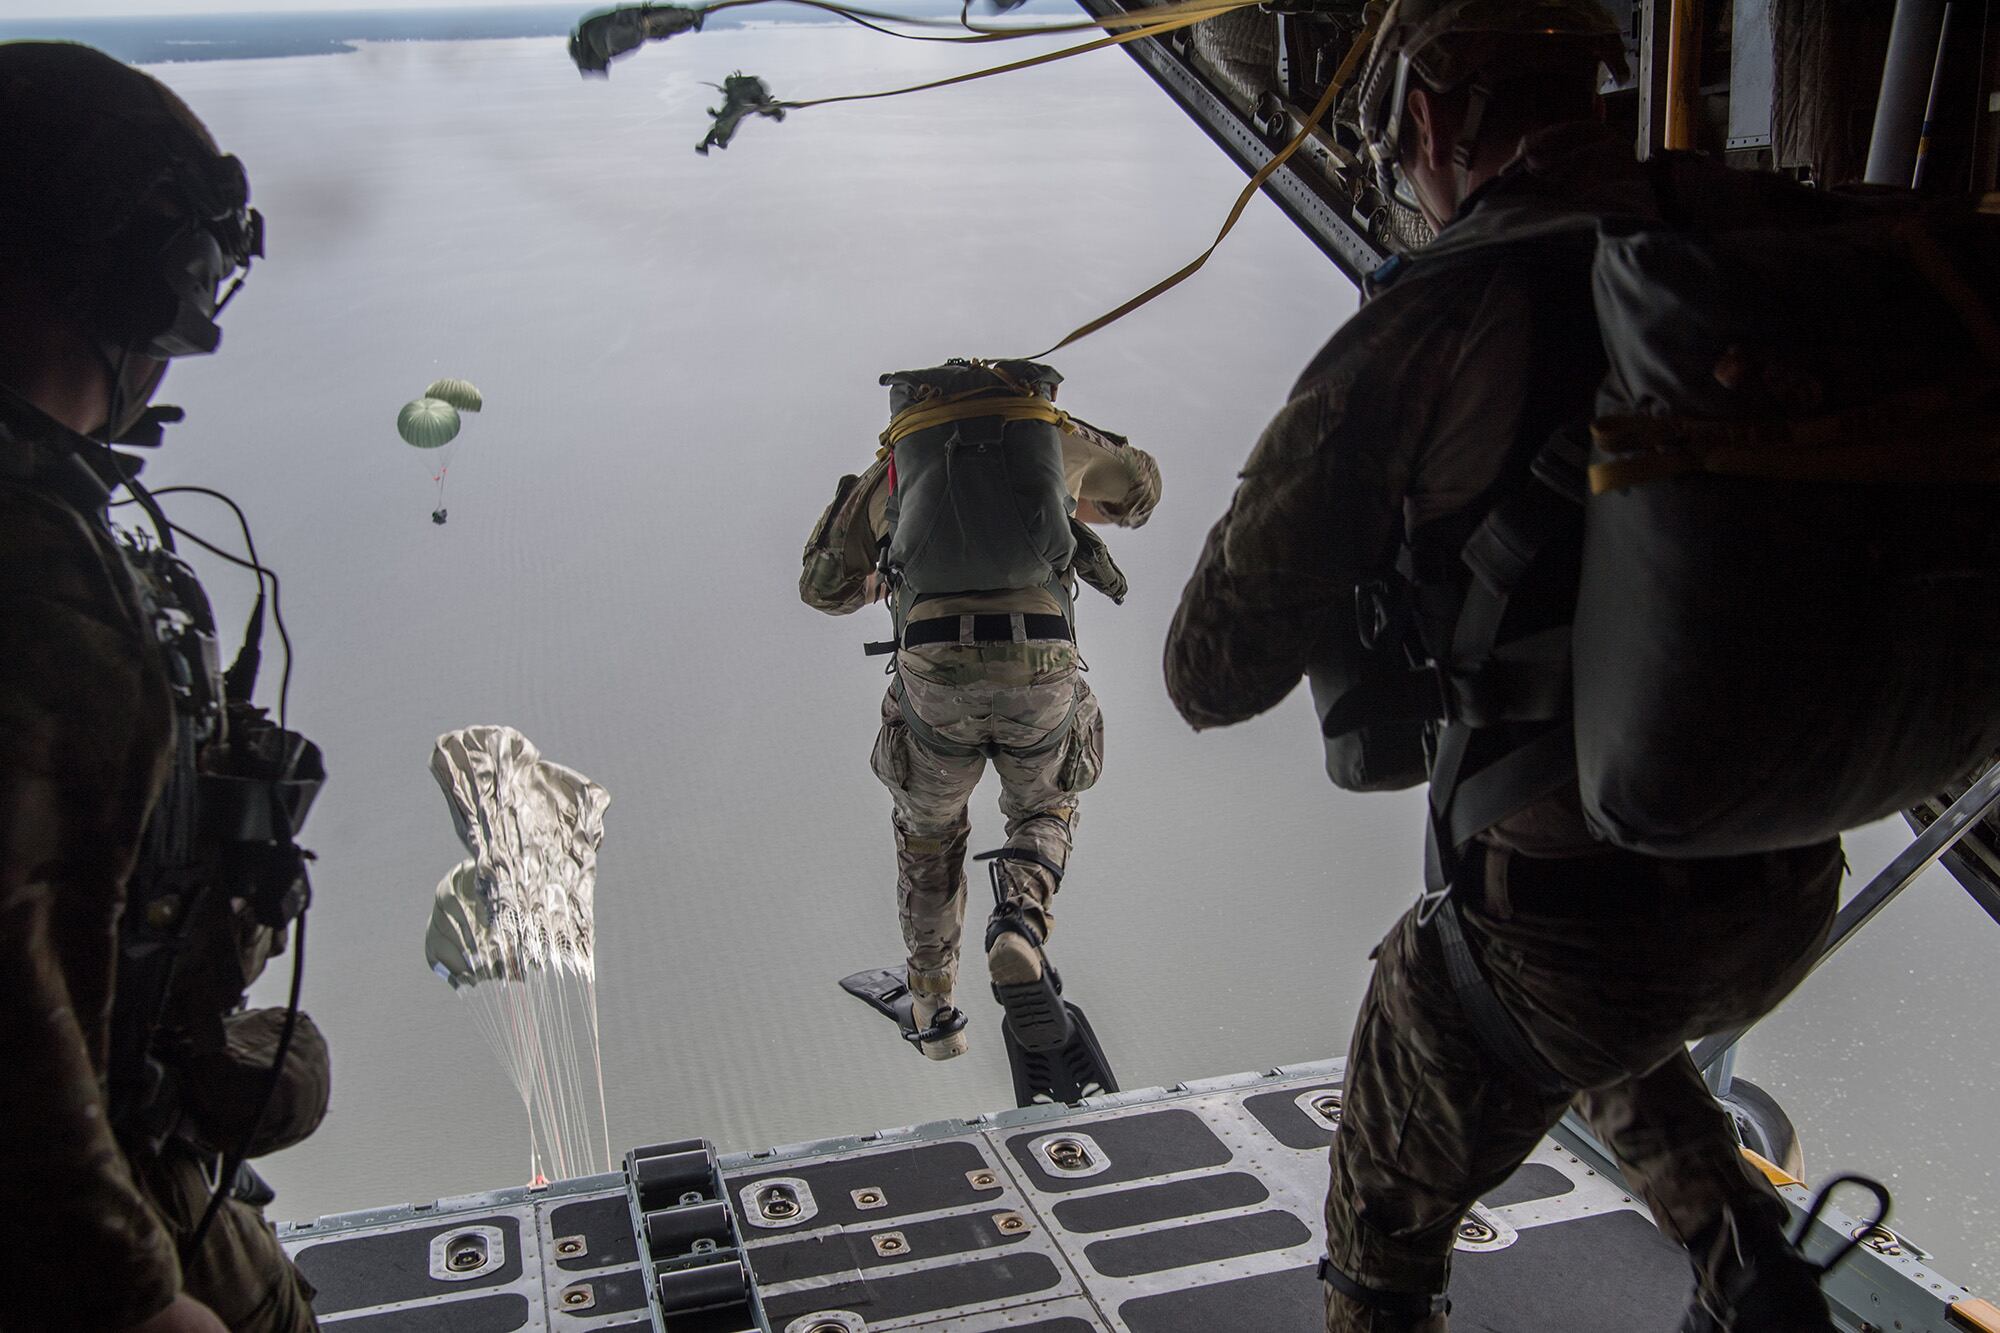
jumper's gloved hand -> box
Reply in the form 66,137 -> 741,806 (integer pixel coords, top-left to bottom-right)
1068,517 -> 1128,604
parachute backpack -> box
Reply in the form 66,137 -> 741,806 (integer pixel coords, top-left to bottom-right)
1319,174 -> 2000,868
876,358 -> 1079,631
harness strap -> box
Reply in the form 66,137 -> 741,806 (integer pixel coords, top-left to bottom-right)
1443,727 -> 1577,851
1589,378 -> 2000,491
901,612 -> 1073,649
1433,897 -> 1569,1099
1317,1258 -> 1451,1320
974,845 -> 1067,884
880,392 -> 1072,450
1419,438 -> 1586,912
978,849 -> 1064,952
1319,629 -> 1570,741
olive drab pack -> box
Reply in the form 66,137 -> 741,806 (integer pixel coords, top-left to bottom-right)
1573,199 -> 2000,854
879,359 -> 1076,599
1320,178 -> 2000,860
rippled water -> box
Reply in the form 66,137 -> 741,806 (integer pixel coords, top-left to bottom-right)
108,29 -> 2000,1293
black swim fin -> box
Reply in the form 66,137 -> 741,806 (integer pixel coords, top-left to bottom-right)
1001,993 -> 1117,1107
838,966 -> 967,1053
840,966 -> 918,1032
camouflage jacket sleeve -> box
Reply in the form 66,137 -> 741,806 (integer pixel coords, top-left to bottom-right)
0,485 -> 182,1331
800,457 -> 890,615
1164,276 -> 1499,730
1164,384 -> 1377,730
1062,417 -> 1161,528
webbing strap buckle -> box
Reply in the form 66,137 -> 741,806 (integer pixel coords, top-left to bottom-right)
1316,1258 -> 1451,1319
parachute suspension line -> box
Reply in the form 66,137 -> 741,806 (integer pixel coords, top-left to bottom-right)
465,983 -> 545,1184
1020,29 -> 1356,360
583,973 -> 611,1174
688,0 -> 1253,41
548,966 -> 606,1177
771,0 -> 1256,112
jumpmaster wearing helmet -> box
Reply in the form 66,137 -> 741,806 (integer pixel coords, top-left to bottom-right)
1354,0 -> 1629,216
0,41 -> 263,436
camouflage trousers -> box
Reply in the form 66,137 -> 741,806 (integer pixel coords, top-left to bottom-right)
869,642 -> 1103,999
136,1144 -> 320,1332
1324,839 -> 1844,1332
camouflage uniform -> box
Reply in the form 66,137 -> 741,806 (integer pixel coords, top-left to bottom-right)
1165,123 -> 1849,1331
805,422 -> 1157,1002
872,637 -> 1104,992
0,395 -> 323,1332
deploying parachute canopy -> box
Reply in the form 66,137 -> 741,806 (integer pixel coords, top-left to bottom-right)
425,726 -> 612,1185
424,378 -> 484,413
399,378 -> 484,520
398,396 -> 461,448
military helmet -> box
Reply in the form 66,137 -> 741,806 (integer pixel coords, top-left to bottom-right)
0,41 -> 263,359
1355,0 -> 1627,206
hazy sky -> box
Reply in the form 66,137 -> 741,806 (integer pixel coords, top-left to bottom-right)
0,1 -> 564,17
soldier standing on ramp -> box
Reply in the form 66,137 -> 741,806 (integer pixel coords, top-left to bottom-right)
0,43 -> 329,1333
803,358 -> 1157,1086
1165,4 -> 1859,1331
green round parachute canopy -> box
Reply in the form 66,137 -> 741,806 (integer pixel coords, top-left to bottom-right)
398,397 -> 462,449
424,378 -> 483,413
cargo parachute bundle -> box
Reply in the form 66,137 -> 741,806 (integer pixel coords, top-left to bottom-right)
424,726 -> 612,1185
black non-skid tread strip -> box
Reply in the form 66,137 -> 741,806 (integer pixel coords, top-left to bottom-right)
1477,1162 -> 1575,1209
548,1194 -> 640,1270
748,1208 -> 1032,1285
297,1214 -> 523,1314
1241,1084 -> 1343,1151
1118,1265 -> 1320,1333
554,1265 -> 647,1317
1005,1108 -> 1230,1193
1448,1208 -> 1689,1329
1083,1208 -> 1312,1278
1051,1171 -> 1270,1234
727,1139 -> 1000,1231
761,1251 -> 1065,1325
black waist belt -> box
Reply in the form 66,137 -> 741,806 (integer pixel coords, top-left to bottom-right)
901,612 -> 1073,649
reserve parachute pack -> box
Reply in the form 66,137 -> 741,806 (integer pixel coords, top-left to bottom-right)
879,358 -> 1077,599
1323,178 -> 2000,857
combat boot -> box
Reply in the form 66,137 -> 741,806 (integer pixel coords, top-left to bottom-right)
1679,1241 -> 1834,1333
1676,1176 -> 1893,1333
907,968 -> 969,1061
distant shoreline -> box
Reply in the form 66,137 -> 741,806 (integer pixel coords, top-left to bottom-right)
0,1 -> 1069,65
0,7 -> 583,63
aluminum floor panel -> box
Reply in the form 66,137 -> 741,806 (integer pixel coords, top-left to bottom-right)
279,1064 -> 1982,1332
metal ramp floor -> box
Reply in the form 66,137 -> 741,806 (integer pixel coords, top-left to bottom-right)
277,1061 -> 1982,1333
